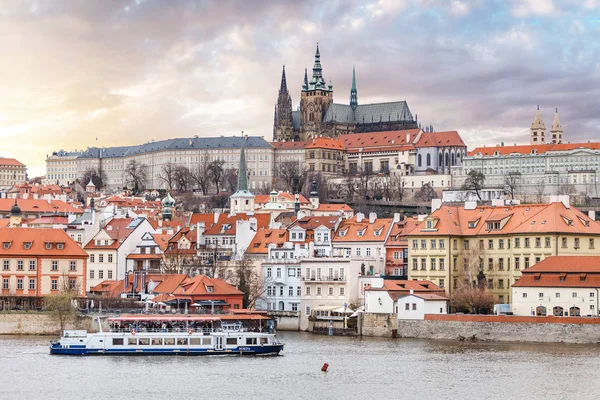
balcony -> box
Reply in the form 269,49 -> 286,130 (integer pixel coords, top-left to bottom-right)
301,275 -> 346,282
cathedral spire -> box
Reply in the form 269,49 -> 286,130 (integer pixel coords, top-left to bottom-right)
279,65 -> 288,93
237,137 -> 249,192
302,68 -> 309,90
310,43 -> 326,89
530,105 -> 546,145
550,107 -> 563,144
350,66 -> 358,111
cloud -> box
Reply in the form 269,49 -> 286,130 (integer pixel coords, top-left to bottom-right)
511,0 -> 556,17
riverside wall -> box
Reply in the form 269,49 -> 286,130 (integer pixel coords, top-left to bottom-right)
0,313 -> 96,335
362,313 -> 600,344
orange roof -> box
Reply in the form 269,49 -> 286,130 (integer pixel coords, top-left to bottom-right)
469,142 -> 600,157
27,216 -> 69,225
315,203 -> 353,212
126,254 -> 163,260
84,218 -> 137,249
246,228 -> 288,254
414,131 -> 465,148
289,216 -> 339,231
408,202 -> 600,237
271,141 -> 308,149
152,233 -> 172,251
177,275 -> 243,296
513,256 -> 600,288
152,274 -> 189,294
343,129 -> 420,153
189,213 -> 220,226
333,215 -> 393,242
0,228 -> 88,257
204,213 -> 270,236
386,217 -> 420,245
368,279 -> 445,292
90,280 -> 124,296
254,192 -> 309,205
0,198 -> 82,214
305,137 -> 345,150
0,158 -> 25,167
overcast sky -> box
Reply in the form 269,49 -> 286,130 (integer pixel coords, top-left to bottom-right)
1,0 -> 600,177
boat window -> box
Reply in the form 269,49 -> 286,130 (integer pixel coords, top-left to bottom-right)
246,337 -> 258,345
177,338 -> 187,346
128,338 -> 137,346
138,338 -> 150,346
189,338 -> 201,345
164,338 -> 175,345
202,338 -> 212,345
260,337 -> 269,345
112,338 -> 124,345
151,338 -> 162,346
226,338 -> 237,346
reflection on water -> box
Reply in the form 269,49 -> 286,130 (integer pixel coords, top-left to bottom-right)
0,333 -> 599,400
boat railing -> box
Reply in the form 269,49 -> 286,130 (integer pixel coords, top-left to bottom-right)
109,327 -> 215,334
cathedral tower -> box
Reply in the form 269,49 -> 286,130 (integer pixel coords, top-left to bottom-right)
273,66 -> 294,142
229,137 -> 254,216
550,108 -> 563,144
300,44 -> 333,141
530,105 -> 546,145
350,66 -> 358,111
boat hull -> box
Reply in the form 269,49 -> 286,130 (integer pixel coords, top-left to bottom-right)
50,342 -> 284,356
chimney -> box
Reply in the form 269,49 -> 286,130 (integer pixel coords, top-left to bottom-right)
356,213 -> 364,223
464,201 -> 477,210
196,222 -> 206,245
369,212 -> 376,224
589,210 -> 596,221
410,289 -> 414,295
406,132 -> 410,143
393,213 -> 401,223
431,199 -> 442,212
558,195 -> 570,209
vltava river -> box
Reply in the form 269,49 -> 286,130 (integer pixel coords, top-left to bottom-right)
1,332 -> 599,400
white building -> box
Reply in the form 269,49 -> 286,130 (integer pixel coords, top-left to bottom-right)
512,256 -> 600,317
396,293 -> 449,320
364,277 -> 447,316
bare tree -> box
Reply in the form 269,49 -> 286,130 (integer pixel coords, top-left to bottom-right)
414,183 -> 437,202
223,169 -> 239,193
532,180 -> 545,203
452,245 -> 494,314
44,271 -> 82,331
558,181 -> 576,196
504,173 -> 519,200
124,160 -> 148,193
461,170 -> 486,201
81,168 -> 107,189
277,161 -> 308,194
229,256 -> 269,309
158,162 -> 176,191
190,153 -> 212,194
208,160 -> 225,193
173,165 -> 192,192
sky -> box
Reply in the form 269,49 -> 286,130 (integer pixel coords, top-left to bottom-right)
1,0 -> 600,177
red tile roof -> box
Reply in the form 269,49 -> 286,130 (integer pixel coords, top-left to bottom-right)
254,192 -> 309,205
290,216 -> 339,230
246,228 -> 288,254
0,228 -> 88,257
469,142 -> 600,157
516,256 -> 600,273
271,141 -> 308,149
0,158 -> 25,167
0,198 -> 82,214
333,215 -> 393,242
414,131 -> 465,148
343,129 -> 419,153
84,218 -> 137,249
177,275 -> 243,296
315,203 -> 353,212
89,280 -> 124,297
203,213 -> 270,236
513,257 -> 600,288
386,217 -> 420,246
151,274 -> 189,293
305,137 -> 345,150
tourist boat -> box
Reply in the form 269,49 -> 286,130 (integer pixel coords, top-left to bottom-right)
49,314 -> 284,356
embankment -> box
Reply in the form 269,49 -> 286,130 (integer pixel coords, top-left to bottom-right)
0,313 -> 96,335
363,313 -> 600,344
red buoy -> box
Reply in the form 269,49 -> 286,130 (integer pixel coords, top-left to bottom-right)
321,363 -> 329,372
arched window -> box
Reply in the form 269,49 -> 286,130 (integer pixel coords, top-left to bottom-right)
444,153 -> 449,166
451,152 -> 456,165
278,301 -> 285,311
418,154 -> 422,167
438,153 -> 443,167
569,306 -> 580,316
535,306 -> 547,316
426,154 -> 431,166
552,306 -> 564,316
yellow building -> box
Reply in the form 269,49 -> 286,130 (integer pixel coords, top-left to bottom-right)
406,199 -> 600,304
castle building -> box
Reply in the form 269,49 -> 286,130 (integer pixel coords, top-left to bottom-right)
273,44 -> 419,142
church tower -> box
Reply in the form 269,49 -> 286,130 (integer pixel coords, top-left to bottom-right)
530,105 -> 546,145
229,137 -> 254,216
550,108 -> 563,144
273,66 -> 294,142
350,66 -> 358,111
300,44 -> 333,141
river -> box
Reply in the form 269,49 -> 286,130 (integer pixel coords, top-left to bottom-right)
0,332 -> 598,400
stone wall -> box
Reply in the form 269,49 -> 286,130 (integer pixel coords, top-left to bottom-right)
362,313 -> 600,343
0,313 -> 96,335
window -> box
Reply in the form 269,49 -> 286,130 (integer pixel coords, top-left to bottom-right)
453,240 -> 457,250
514,238 -> 520,248
90,254 -> 95,263
545,237 -> 551,248
453,257 -> 457,271
572,292 -> 577,298
305,286 -> 311,295
305,306 -> 311,316
267,268 -> 272,277
590,239 -> 595,249
498,279 -> 504,289
17,260 -> 23,271
276,268 -> 282,278
522,293 -> 527,298
405,303 -> 410,310
439,279 -> 445,288
515,257 -> 520,270
297,286 -> 301,296
499,239 -> 504,249
279,286 -> 284,296
412,258 -> 418,270
16,278 -> 23,290
439,240 -> 445,249
556,293 -> 560,298
464,240 -> 470,250
57,243 -> 64,250
99,270 -> 104,279
412,240 -> 418,249
29,261 -> 35,271
45,243 -> 52,250
328,287 -> 334,296
2,278 -> 8,289
289,286 -> 294,296
439,258 -> 445,271
108,254 -> 113,263
431,258 -> 436,271
535,237 -> 541,248
365,248 -> 371,257
561,237 -> 567,248
421,240 -> 427,249
2,260 -> 8,271
99,254 -> 104,263
412,303 -> 417,311
487,279 -> 493,289
421,258 -> 426,270
488,240 -> 493,249
108,270 -> 113,279
524,238 -> 530,248
70,261 -> 76,271
356,248 -> 361,256
498,258 -> 504,270
292,303 -> 298,312
488,258 -> 494,270
316,286 -> 322,296
538,292 -> 544,298
591,292 -> 595,298
393,251 -> 400,260
51,279 -> 58,290
51,261 -> 58,271
431,240 -> 437,249
524,257 -> 530,269
69,280 -> 76,290
339,287 -> 345,296
574,238 -> 580,249
90,270 -> 95,279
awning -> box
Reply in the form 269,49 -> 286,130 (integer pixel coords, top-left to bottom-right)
163,298 -> 191,305
191,300 -> 229,307
332,307 -> 355,314
312,305 -> 339,311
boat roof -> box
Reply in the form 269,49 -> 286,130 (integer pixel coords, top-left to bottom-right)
108,314 -> 270,322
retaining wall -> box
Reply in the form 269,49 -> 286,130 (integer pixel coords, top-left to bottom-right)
0,313 -> 96,335
362,313 -> 600,343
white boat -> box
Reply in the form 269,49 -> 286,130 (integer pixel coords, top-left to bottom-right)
50,315 -> 284,356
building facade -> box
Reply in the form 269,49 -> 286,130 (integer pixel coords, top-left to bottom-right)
0,158 -> 27,187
